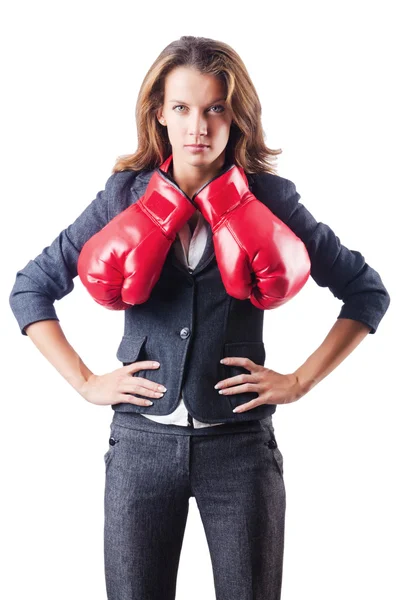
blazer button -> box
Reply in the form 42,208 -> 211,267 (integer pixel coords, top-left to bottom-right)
180,327 -> 191,339
267,438 -> 277,449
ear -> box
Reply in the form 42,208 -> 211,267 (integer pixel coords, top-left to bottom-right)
156,108 -> 165,125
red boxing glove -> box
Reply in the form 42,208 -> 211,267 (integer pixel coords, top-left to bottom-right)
77,155 -> 196,309
191,163 -> 311,309
78,154 -> 310,311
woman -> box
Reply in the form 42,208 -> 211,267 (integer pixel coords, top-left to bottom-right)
9,36 -> 390,600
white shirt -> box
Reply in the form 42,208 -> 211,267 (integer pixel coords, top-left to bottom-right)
141,212 -> 226,428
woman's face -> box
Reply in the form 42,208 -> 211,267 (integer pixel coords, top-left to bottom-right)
157,66 -> 233,170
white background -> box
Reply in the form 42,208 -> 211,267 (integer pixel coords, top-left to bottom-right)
1,1 -> 396,598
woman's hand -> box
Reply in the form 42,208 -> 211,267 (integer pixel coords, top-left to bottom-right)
79,361 -> 167,407
214,357 -> 305,413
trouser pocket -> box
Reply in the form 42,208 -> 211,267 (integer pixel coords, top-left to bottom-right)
266,436 -> 284,477
261,417 -> 284,477
103,427 -> 121,471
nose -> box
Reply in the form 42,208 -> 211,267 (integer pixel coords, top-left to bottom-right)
188,111 -> 208,139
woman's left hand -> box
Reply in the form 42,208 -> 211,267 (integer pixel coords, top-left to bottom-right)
215,357 -> 305,412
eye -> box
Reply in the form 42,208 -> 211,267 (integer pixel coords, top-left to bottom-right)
209,105 -> 225,113
172,105 -> 225,113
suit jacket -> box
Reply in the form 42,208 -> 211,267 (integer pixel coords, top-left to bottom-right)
143,211 -> 227,428
9,165 -> 391,423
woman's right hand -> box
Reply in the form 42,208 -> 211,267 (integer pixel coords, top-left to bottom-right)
79,361 -> 166,407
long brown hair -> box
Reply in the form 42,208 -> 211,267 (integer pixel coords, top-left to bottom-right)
112,36 -> 282,175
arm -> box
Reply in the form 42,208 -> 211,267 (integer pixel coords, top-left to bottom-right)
24,320 -> 94,394
253,175 -> 391,334
219,317 -> 372,410
24,319 -> 165,407
9,170 -> 137,335
293,317 -> 371,396
217,177 -> 390,411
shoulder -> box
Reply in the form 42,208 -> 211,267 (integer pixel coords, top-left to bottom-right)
105,169 -> 140,196
107,168 -> 154,219
249,171 -> 300,222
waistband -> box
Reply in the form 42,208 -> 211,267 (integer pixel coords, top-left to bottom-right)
111,410 -> 272,437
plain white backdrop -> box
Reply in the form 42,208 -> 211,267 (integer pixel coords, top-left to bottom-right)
1,1 -> 396,599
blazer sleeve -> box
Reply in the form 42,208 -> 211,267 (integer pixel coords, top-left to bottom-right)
9,170 -> 138,335
253,174 -> 391,334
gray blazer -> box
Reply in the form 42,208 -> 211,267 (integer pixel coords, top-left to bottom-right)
9,167 -> 391,423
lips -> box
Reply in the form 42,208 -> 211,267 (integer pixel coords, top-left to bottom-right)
185,144 -> 209,148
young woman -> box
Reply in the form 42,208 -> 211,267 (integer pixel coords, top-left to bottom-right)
9,36 -> 390,600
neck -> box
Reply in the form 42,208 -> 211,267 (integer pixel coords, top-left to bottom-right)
170,154 -> 228,199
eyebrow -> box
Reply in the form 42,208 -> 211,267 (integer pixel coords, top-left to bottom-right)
168,97 -> 226,104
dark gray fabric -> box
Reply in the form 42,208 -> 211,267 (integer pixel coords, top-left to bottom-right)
103,413 -> 285,600
9,166 -> 391,424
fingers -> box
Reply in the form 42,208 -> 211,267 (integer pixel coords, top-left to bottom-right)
215,372 -> 260,390
120,362 -> 166,406
124,382 -> 165,399
116,379 -> 165,406
117,393 -> 156,407
124,360 -> 160,373
217,382 -> 258,395
220,356 -> 257,370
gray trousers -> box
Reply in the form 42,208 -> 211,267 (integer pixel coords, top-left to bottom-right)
103,411 -> 286,600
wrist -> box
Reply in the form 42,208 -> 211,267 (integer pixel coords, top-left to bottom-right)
292,367 -> 317,396
67,364 -> 95,396
77,374 -> 97,401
